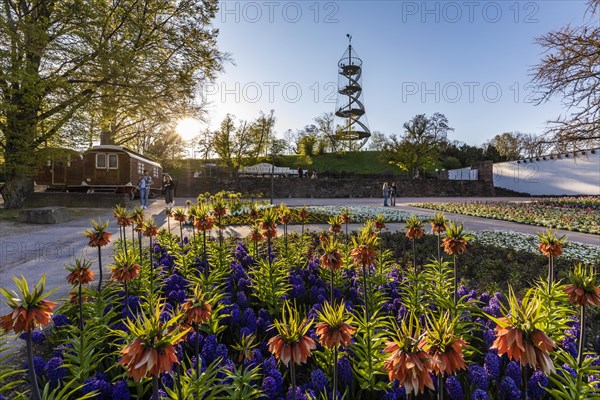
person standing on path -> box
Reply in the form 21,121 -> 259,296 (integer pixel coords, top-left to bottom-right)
138,170 -> 153,209
390,182 -> 397,206
163,174 -> 176,207
382,182 -> 389,206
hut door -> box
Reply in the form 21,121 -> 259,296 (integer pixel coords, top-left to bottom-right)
52,162 -> 67,185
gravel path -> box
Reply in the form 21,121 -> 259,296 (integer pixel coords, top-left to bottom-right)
0,196 -> 598,357
1,196 -> 598,314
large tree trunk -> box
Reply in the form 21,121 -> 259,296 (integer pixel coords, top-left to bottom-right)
0,176 -> 34,209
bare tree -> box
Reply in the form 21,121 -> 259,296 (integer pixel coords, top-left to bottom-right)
532,0 -> 600,149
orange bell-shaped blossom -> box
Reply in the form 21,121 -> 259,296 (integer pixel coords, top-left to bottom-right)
564,263 -> 600,307
114,205 -> 133,228
181,286 -> 212,325
0,275 -> 57,334
328,215 -> 343,234
248,223 -> 264,243
487,287 -> 556,375
118,304 -> 189,382
315,301 -> 355,349
384,315 -> 434,396
268,301 -> 316,367
441,221 -> 472,256
110,252 -> 141,283
320,237 -> 343,271
373,215 -> 386,231
536,229 -> 566,257
418,312 -> 467,376
430,212 -> 447,234
173,208 -> 187,223
143,219 -> 159,238
194,214 -> 214,232
260,207 -> 278,240
350,223 -> 379,267
85,219 -> 112,247
405,214 -> 425,239
66,258 -> 95,286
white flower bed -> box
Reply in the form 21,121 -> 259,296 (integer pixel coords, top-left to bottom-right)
298,205 -> 429,222
293,206 -> 600,261
472,230 -> 600,262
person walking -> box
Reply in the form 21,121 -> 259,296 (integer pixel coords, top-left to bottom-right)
382,182 -> 389,206
137,170 -> 153,209
163,174 -> 176,207
390,181 -> 397,206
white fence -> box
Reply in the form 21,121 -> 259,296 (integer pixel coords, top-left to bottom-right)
239,163 -> 298,176
492,149 -> 600,195
448,167 -> 478,181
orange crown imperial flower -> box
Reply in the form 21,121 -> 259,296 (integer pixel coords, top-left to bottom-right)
260,208 -> 278,239
315,301 -> 356,349
268,302 -> 315,367
487,287 -> 556,375
564,263 -> 600,307
143,219 -> 159,237
418,312 -> 467,376
118,304 -> 189,381
536,229 -> 566,257
114,205 -> 133,227
430,212 -> 447,234
373,215 -> 386,231
119,339 -> 178,381
340,208 -> 351,224
131,208 -> 145,225
110,253 -> 141,283
173,208 -> 187,222
351,221 -> 379,267
279,205 -> 293,225
406,227 -> 424,240
297,207 -> 310,221
441,221 -> 472,256
212,199 -> 228,218
384,343 -> 434,395
384,316 -> 434,396
0,275 -> 57,334
248,224 -> 264,242
320,239 -> 343,271
85,219 -> 112,247
181,286 -> 212,325
65,259 -> 95,286
328,215 -> 343,233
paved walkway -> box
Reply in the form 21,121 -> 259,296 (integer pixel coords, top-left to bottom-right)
1,197 -> 598,317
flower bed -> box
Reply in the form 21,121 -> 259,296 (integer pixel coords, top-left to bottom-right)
410,201 -> 600,234
299,206 -> 429,224
1,210 -> 599,400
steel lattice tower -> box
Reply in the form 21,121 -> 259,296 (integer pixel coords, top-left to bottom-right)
335,34 -> 371,150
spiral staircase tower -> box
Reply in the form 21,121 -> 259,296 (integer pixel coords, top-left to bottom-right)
335,34 -> 371,150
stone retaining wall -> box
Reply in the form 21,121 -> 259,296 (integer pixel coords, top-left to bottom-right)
174,177 -> 496,198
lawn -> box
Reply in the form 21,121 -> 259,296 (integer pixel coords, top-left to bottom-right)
172,151 -> 395,176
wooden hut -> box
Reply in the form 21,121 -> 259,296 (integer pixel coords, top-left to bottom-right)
36,145 -> 162,198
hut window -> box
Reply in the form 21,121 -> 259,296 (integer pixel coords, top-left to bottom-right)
96,154 -> 106,168
153,167 -> 159,178
138,161 -> 144,174
108,154 -> 118,169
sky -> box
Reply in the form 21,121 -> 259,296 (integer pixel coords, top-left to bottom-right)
178,0 -> 595,147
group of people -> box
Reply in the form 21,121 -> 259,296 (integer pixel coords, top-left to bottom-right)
297,167 -> 317,179
382,181 -> 397,206
137,170 -> 176,209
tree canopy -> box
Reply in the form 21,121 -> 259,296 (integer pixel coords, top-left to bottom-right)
0,0 -> 224,207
